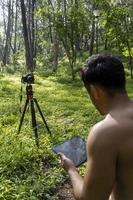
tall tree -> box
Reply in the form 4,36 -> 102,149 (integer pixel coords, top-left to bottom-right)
20,0 -> 36,71
2,0 -> 12,65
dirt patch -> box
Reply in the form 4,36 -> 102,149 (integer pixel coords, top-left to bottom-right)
58,183 -> 75,200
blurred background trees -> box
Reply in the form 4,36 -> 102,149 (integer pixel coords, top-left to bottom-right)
0,0 -> 132,78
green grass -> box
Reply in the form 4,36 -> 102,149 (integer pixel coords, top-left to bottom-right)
0,71 -> 133,199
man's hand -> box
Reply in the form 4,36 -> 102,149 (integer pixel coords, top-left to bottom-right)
58,152 -> 76,172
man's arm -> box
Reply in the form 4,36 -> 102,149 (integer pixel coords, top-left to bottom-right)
81,123 -> 117,200
59,122 -> 117,200
58,153 -> 83,199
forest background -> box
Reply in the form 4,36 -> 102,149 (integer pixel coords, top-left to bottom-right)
0,0 -> 133,199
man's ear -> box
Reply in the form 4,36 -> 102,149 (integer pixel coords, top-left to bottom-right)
89,85 -> 100,100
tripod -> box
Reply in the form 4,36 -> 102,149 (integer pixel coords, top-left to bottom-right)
17,84 -> 51,146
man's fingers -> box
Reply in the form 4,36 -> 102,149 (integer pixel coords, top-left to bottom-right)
57,152 -> 67,162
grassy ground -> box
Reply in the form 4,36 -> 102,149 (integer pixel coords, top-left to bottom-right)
0,70 -> 132,200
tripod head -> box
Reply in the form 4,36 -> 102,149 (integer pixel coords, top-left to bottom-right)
20,73 -> 34,103
21,73 -> 35,84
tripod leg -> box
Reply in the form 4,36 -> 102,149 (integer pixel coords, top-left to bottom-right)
30,99 -> 39,147
33,98 -> 52,136
17,99 -> 28,135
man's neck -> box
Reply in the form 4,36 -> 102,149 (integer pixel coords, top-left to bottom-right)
108,93 -> 131,113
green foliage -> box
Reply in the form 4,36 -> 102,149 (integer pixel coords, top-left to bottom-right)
34,0 -> 133,79
36,0 -> 91,79
0,0 -> 133,77
123,48 -> 133,57
99,1 -> 133,58
0,72 -> 101,199
1,0 -> 133,193
54,2 -> 90,78
0,69 -> 133,199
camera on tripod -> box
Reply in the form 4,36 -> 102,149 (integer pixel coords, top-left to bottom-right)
18,72 -> 51,146
21,73 -> 34,84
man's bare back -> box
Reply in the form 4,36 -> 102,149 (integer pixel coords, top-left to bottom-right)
105,101 -> 133,200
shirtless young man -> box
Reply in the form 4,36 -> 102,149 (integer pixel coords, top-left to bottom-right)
58,54 -> 133,200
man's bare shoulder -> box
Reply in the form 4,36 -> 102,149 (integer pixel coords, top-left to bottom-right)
87,116 -> 120,154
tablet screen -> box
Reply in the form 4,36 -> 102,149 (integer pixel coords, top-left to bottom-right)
52,136 -> 87,167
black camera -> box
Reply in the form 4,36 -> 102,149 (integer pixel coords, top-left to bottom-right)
21,73 -> 34,84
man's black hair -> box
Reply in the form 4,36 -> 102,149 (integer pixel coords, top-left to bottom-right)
82,54 -> 126,95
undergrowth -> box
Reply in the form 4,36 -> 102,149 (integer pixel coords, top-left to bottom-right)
0,72 -> 132,199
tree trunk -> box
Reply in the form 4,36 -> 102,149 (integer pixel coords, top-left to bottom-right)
3,0 -> 12,65
52,34 -> 59,73
95,20 -> 99,54
12,0 -> 18,65
20,0 -> 34,71
89,16 -> 95,56
104,37 -> 108,51
48,0 -> 53,43
124,18 -> 132,77
31,0 -> 36,67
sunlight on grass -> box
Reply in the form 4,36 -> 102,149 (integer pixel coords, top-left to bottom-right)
0,72 -> 133,199
2,74 -> 20,84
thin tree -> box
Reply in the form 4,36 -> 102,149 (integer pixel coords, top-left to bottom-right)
20,0 -> 36,71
